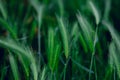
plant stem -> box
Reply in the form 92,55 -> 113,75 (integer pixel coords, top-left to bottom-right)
89,27 -> 98,80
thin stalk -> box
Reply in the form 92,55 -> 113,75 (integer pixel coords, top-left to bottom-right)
94,58 -> 97,80
89,53 -> 94,80
38,19 -> 41,74
103,0 -> 111,20
63,57 -> 71,80
63,64 -> 67,80
57,0 -> 64,16
30,0 -> 44,74
37,4 -> 44,74
89,27 -> 98,80
114,67 -> 116,80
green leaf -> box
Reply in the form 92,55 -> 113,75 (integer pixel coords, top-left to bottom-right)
0,39 -> 38,80
40,67 -> 47,80
9,53 -> 20,80
77,12 -> 94,52
30,0 -> 44,28
57,17 -> 69,59
0,18 -> 17,39
0,1 -> 7,19
47,28 -> 61,72
88,1 -> 101,25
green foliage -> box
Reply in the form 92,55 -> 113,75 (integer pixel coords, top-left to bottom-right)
0,0 -> 120,80
103,20 -> 120,79
0,39 -> 38,80
0,18 -> 17,39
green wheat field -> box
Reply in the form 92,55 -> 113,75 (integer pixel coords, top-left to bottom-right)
0,0 -> 120,80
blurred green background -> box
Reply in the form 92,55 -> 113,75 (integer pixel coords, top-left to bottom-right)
0,0 -> 120,80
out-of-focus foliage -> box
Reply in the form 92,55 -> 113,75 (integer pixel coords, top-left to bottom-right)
0,0 -> 120,80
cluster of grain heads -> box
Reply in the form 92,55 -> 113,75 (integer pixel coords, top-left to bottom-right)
0,39 -> 38,80
57,17 -> 69,59
102,20 -> 120,79
77,1 -> 100,79
47,28 -> 61,72
77,12 -> 94,53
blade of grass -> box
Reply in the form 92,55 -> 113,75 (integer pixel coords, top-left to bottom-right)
0,18 -> 17,39
102,20 -> 120,53
0,66 -> 8,80
28,47 -> 38,80
57,17 -> 69,59
48,28 -> 54,71
57,0 -> 64,16
103,20 -> 120,79
40,67 -> 47,80
0,1 -> 7,20
103,0 -> 111,20
30,0 -> 44,28
89,27 -> 98,80
77,12 -> 94,52
79,33 -> 88,53
48,28 -> 61,72
94,58 -> 97,80
52,43 -> 61,71
71,22 -> 79,43
71,22 -> 78,38
9,53 -> 20,80
30,0 -> 44,73
109,42 -> 120,78
88,1 -> 101,25
0,39 -> 38,80
72,58 -> 94,73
